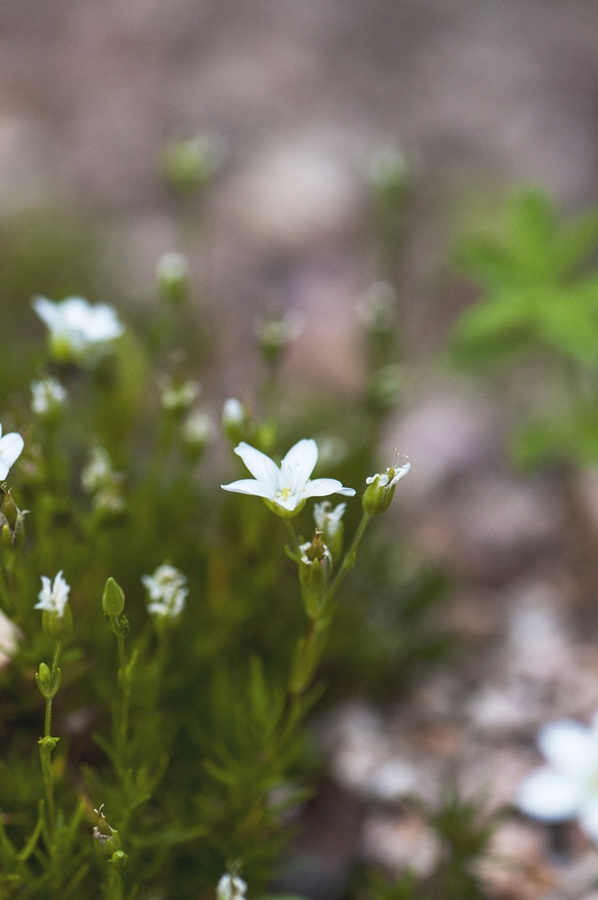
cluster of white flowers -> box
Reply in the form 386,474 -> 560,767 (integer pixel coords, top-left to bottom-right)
31,377 -> 67,418
0,424 -> 24,481
221,438 -> 355,517
517,712 -> 598,842
33,296 -> 124,364
216,873 -> 247,900
35,571 -> 70,619
141,565 -> 188,619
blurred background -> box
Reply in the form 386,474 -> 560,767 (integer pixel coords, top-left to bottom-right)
5,1 -> 598,897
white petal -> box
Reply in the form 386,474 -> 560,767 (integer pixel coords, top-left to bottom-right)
234,443 -> 280,491
538,720 -> 598,777
303,478 -> 355,498
221,478 -> 275,499
281,439 -> 318,493
516,766 -> 584,820
0,433 -> 24,479
33,296 -> 63,332
580,797 -> 598,843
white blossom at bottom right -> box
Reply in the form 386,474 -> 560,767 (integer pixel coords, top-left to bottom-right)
516,712 -> 598,841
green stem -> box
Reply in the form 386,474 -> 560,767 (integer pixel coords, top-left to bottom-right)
283,518 -> 301,558
116,634 -> 129,755
326,511 -> 371,601
44,641 -> 63,738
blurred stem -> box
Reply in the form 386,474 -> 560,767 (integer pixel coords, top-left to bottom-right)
283,518 -> 301,558
116,633 -> 129,756
44,640 -> 63,738
327,511 -> 371,601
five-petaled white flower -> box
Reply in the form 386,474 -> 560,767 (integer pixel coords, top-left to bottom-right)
516,712 -> 598,842
35,571 -> 70,619
142,564 -> 188,619
221,438 -> 356,518
0,423 -> 24,481
33,296 -> 124,364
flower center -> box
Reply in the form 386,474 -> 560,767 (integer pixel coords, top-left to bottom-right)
278,487 -> 292,500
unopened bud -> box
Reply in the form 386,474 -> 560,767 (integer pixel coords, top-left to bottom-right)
111,850 -> 128,869
102,577 -> 125,618
222,398 -> 250,445
299,533 -> 332,619
36,662 -> 52,692
156,252 -> 189,304
1,489 -> 18,530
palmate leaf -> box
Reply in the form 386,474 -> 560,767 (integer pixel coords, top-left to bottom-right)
448,289 -> 535,369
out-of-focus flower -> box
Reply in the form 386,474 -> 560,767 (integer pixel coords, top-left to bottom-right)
182,409 -> 216,448
35,571 -> 70,618
517,713 -> 598,841
31,377 -> 67,418
33,296 -> 124,364
356,281 -> 396,335
0,425 -> 24,481
156,251 -> 189,303
221,438 -> 355,518
82,446 -> 125,515
216,873 -> 247,900
255,311 -> 304,366
142,565 -> 188,619
314,500 -> 347,560
159,376 -> 201,413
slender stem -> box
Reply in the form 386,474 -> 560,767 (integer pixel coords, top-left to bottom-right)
44,641 -> 63,739
116,633 -> 129,755
327,512 -> 371,601
283,518 -> 301,558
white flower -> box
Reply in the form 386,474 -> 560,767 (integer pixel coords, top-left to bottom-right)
314,501 -> 347,537
365,463 -> 411,490
0,424 -> 24,481
183,409 -> 216,447
33,296 -> 124,363
31,377 -> 67,417
216,873 -> 247,900
82,447 -> 117,494
142,564 -> 188,619
221,438 -> 356,518
516,712 -> 598,841
35,571 -> 70,618
159,376 -> 201,412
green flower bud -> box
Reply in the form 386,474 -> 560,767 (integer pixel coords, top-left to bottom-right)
222,398 -> 250,446
162,135 -> 222,196
156,252 -> 189,304
110,850 -> 128,869
362,461 -> 410,515
299,532 -> 332,619
1,489 -> 18,530
102,577 -> 125,618
36,662 -> 52,692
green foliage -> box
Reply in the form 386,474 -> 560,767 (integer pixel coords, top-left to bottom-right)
0,198 -> 451,900
448,187 -> 598,468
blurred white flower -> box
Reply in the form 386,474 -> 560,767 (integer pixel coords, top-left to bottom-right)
516,713 -> 598,841
0,424 -> 24,481
159,376 -> 201,412
314,500 -> 347,537
35,571 -> 70,618
221,438 -> 355,517
216,873 -> 247,900
182,409 -> 216,447
156,251 -> 189,303
142,564 -> 188,619
82,447 -> 117,494
31,377 -> 67,417
33,296 -> 124,363
365,462 -> 411,491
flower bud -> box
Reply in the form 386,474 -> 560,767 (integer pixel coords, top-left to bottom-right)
102,577 -> 125,618
362,460 -> 410,515
222,398 -> 250,445
110,850 -> 128,869
36,662 -> 52,692
162,135 -> 222,196
156,252 -> 189,304
1,488 -> 18,530
299,532 -> 332,619
255,312 -> 304,368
